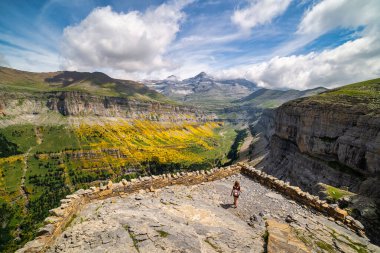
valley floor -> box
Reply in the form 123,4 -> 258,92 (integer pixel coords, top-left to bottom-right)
48,174 -> 379,253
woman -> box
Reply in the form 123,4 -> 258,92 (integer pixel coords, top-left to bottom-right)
231,181 -> 241,208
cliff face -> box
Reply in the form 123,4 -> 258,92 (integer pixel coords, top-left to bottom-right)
45,91 -> 210,120
0,91 -> 214,125
265,100 -> 379,193
262,79 -> 380,244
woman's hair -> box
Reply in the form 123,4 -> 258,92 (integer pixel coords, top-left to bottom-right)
234,181 -> 240,187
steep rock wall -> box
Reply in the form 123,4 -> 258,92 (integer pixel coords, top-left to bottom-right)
264,101 -> 379,193
0,91 -> 215,123
263,99 -> 380,244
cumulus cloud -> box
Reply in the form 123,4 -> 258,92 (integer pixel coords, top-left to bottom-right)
232,0 -> 291,31
297,0 -> 380,37
61,1 -> 191,73
218,0 -> 380,89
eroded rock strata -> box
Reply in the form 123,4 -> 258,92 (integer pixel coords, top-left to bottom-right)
0,91 -> 214,125
263,91 -> 380,244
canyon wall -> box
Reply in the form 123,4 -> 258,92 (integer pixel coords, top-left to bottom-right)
0,91 -> 215,125
264,100 -> 379,195
262,96 -> 380,244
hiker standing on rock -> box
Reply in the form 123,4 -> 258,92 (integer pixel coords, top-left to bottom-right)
231,181 -> 241,208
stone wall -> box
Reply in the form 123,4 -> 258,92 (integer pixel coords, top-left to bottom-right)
16,163 -> 366,253
240,165 -> 366,235
16,166 -> 241,253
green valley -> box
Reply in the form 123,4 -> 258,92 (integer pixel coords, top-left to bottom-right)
0,67 -> 241,252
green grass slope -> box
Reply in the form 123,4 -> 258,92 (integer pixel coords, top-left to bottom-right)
0,67 -> 171,103
304,78 -> 380,111
235,87 -> 327,109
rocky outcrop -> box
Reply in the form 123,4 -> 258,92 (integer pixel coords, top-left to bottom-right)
272,101 -> 379,175
253,109 -> 275,140
17,164 -> 374,253
0,91 -> 215,125
15,166 -> 241,253
266,220 -> 310,253
262,96 -> 380,244
45,91 -> 210,120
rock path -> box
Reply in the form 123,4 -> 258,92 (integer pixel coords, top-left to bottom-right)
48,174 -> 380,253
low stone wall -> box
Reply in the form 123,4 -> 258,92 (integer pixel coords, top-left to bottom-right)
16,166 -> 241,253
17,163 -> 366,252
240,165 -> 365,235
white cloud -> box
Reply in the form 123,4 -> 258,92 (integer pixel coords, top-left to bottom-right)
61,1 -> 191,73
232,0 -> 291,31
217,0 -> 380,89
297,0 -> 379,37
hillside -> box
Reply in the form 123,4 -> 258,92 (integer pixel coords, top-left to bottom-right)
0,67 -> 169,102
260,78 -> 380,244
0,67 -> 240,252
235,87 -> 328,108
217,87 -> 327,123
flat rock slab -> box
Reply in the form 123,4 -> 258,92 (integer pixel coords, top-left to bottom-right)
266,219 -> 310,253
48,174 -> 380,253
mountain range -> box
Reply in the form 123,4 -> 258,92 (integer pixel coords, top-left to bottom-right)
144,72 -> 328,113
144,72 -> 259,105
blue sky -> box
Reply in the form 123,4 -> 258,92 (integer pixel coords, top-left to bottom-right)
0,0 -> 379,89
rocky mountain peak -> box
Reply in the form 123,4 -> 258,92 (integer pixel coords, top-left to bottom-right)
165,75 -> 179,81
192,71 -> 213,80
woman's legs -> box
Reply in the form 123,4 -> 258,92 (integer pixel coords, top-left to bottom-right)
234,197 -> 238,208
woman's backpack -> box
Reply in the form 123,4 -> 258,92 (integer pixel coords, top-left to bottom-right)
233,189 -> 240,197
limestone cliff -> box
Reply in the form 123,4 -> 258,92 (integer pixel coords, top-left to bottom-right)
0,91 -> 214,126
262,79 -> 380,244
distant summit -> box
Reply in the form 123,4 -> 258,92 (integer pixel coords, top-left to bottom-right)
165,75 -> 179,81
193,71 -> 211,79
144,72 -> 258,104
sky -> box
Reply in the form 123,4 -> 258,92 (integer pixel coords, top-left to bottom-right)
0,0 -> 379,90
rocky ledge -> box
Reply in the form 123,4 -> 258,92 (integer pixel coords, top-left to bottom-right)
15,162 -> 380,253
47,174 -> 379,253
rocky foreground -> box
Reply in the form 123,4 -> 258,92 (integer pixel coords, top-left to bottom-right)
47,174 -> 379,253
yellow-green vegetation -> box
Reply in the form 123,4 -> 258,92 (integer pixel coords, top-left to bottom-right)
226,129 -> 248,163
294,228 -> 336,253
319,183 -> 355,203
75,120 -> 221,164
236,87 -> 327,109
295,226 -> 369,253
304,78 -> 380,110
0,119 -> 237,252
156,230 -> 169,238
330,229 -> 369,253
